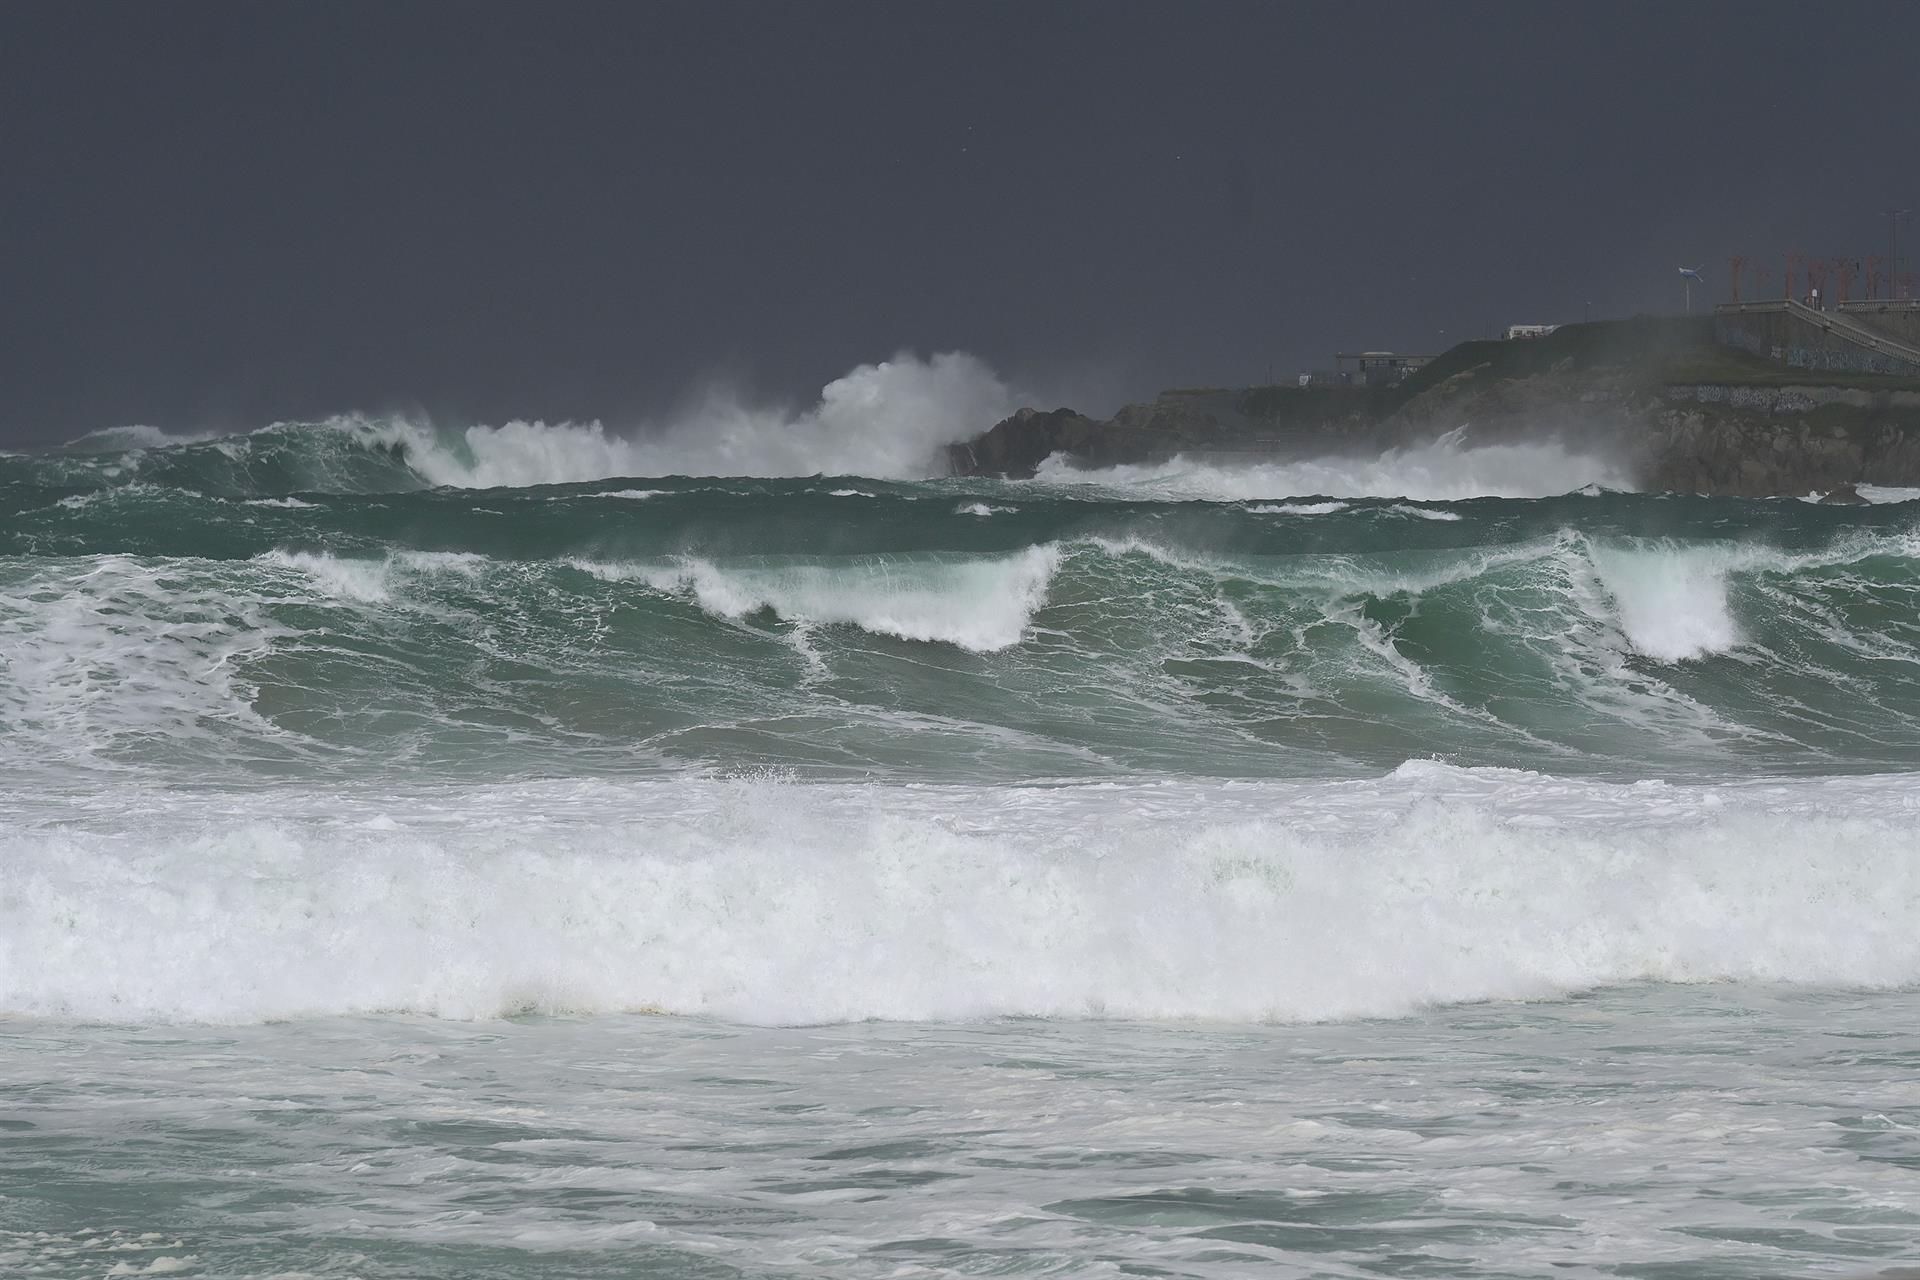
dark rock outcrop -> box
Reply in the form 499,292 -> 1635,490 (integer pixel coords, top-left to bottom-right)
1629,391 -> 1920,496
942,319 -> 1920,497
941,407 -> 1128,479
946,387 -> 1394,480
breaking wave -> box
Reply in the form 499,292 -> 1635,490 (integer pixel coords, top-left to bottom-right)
3,513 -> 1920,782
580,547 -> 1060,653
7,445 -> 1920,1034
12,351 -> 1016,494
406,351 -> 1014,485
20,373 -> 1641,505
4,769 -> 1917,1024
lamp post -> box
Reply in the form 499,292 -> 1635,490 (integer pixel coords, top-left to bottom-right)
1678,266 -> 1704,313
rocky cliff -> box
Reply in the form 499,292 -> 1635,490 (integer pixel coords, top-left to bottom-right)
1638,385 -> 1920,495
944,318 -> 1920,497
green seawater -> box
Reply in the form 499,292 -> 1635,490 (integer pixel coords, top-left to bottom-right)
3,420 -> 1920,784
5,419 -> 1920,1279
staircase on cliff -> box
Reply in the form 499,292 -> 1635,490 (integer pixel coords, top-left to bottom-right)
1716,300 -> 1920,377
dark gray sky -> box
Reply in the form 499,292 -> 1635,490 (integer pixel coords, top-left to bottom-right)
2,1 -> 1916,442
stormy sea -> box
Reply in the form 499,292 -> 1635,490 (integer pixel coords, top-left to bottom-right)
3,360 -> 1918,1279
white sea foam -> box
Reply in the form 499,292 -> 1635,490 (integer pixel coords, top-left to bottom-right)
254,549 -> 492,604
1579,531 -> 1920,666
955,501 -> 1017,516
52,353 -> 1013,490
256,550 -> 394,603
1857,484 -> 1920,505
1038,430 -> 1630,500
52,373 -> 1650,498
6,531 -> 1916,794
242,497 -> 320,509
583,489 -> 668,501
349,351 -> 1017,487
4,768 -> 1917,1025
1291,530 -> 1896,667
0,556 -> 291,771
609,547 -> 1059,652
1247,501 -> 1350,515
1586,542 -> 1744,662
1389,503 -> 1464,521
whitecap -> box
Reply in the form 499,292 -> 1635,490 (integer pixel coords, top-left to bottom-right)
1389,503 -> 1464,522
1247,501 -> 1350,515
602,547 -> 1060,652
6,771 -> 1918,1025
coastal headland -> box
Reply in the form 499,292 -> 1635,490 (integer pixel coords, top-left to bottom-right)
946,316 -> 1920,496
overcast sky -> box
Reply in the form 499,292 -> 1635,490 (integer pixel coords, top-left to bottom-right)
2,1 -> 1916,442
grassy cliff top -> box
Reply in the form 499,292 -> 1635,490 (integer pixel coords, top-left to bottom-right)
1395,315 -> 1719,395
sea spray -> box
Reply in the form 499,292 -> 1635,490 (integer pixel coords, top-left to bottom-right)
13,367 -> 1654,499
17,351 -> 1019,494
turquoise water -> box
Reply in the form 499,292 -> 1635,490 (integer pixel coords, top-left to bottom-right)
2,417 -> 1918,1276
6,989 -> 1919,1279
5,421 -> 1920,783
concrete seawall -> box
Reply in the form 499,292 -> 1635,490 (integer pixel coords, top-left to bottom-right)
1715,301 -> 1920,377
1665,382 -> 1920,413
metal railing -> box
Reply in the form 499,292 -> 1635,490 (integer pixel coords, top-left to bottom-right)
1715,299 -> 1920,366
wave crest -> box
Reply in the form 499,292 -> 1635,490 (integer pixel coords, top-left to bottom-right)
585,546 -> 1061,652
28,352 -> 1018,494
5,772 -> 1917,1025
421,350 -> 1010,484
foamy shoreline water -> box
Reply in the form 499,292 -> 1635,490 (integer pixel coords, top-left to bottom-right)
6,985 -> 1918,1279
6,765 -> 1917,1026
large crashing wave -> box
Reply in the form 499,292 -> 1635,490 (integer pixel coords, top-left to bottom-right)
408,350 -> 1018,485
4,767 -> 1917,1024
14,352 -> 1018,495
